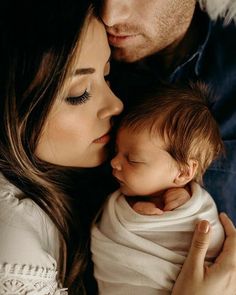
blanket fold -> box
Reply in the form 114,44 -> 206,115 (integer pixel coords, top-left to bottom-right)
91,182 -> 224,294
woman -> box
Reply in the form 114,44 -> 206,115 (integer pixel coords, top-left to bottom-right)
0,0 -> 235,294
0,0 -> 123,293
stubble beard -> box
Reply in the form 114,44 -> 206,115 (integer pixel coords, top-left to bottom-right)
111,38 -> 157,63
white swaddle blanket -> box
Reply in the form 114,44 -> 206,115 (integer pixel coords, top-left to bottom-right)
91,182 -> 225,295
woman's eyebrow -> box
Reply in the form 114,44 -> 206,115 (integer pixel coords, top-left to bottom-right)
74,68 -> 95,76
73,55 -> 110,76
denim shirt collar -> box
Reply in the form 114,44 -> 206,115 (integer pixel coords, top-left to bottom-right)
169,19 -> 212,82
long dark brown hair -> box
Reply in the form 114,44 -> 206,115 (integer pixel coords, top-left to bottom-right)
0,0 -> 99,293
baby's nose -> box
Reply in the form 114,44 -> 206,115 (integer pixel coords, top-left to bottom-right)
111,156 -> 122,171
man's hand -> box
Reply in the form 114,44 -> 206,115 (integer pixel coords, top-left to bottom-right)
172,213 -> 236,295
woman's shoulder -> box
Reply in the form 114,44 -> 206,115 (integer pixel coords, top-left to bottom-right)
0,175 -> 53,231
0,173 -> 61,288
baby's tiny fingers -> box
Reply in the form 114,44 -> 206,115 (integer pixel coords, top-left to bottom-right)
164,197 -> 188,211
133,202 -> 164,215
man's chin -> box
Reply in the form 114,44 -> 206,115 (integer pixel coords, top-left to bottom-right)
111,47 -> 142,63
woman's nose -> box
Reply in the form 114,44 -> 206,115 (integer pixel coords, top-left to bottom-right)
101,0 -> 131,27
98,90 -> 123,120
111,155 -> 122,171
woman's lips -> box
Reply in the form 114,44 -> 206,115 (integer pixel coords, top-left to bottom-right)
93,133 -> 110,144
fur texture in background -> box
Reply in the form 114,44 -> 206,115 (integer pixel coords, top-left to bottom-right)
199,0 -> 236,23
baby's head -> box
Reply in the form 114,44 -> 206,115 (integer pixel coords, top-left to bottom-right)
111,83 -> 224,196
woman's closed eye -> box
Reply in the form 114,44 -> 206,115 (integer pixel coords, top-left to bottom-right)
66,89 -> 91,105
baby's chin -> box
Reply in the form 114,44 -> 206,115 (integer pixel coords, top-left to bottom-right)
119,186 -> 142,197
119,185 -> 133,196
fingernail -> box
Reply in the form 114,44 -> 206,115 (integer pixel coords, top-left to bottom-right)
220,212 -> 228,218
198,220 -> 210,233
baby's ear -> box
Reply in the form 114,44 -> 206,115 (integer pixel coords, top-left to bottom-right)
174,160 -> 198,186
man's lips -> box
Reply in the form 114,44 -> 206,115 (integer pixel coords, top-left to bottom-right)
107,32 -> 138,46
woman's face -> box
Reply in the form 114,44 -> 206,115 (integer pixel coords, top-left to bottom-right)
35,17 -> 123,167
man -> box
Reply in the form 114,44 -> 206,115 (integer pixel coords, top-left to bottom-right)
97,0 -> 236,223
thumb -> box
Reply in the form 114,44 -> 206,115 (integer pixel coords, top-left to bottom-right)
186,220 -> 211,270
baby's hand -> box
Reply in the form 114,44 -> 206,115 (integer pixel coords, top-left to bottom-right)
129,186 -> 191,215
132,201 -> 164,215
163,187 -> 191,211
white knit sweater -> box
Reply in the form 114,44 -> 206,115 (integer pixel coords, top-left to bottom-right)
0,174 -> 67,295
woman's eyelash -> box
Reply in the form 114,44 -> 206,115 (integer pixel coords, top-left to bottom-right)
66,90 -> 91,105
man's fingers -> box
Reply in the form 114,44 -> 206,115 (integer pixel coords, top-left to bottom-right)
216,213 -> 236,264
219,212 -> 236,237
186,220 -> 211,270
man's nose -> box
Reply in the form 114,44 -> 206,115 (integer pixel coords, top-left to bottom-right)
101,0 -> 131,27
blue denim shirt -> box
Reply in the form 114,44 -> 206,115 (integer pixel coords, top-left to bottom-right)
171,19 -> 236,224
110,14 -> 236,223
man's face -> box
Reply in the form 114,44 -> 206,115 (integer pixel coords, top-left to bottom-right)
101,0 -> 196,62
